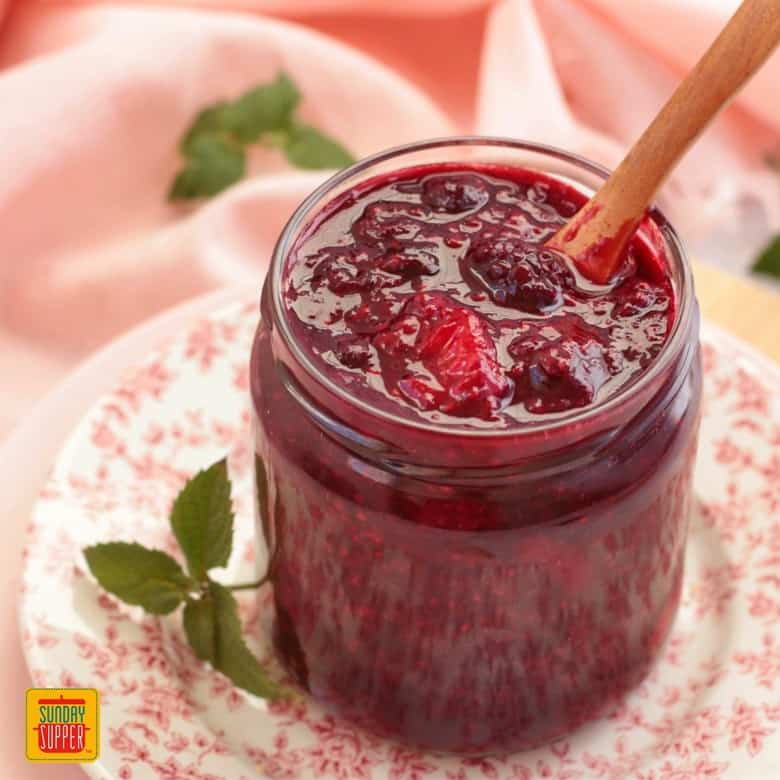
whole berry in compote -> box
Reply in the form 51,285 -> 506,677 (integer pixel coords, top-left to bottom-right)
507,319 -> 612,413
420,173 -> 489,213
463,235 -> 574,314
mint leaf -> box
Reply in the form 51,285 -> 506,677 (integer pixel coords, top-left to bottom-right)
169,135 -> 245,200
170,72 -> 354,199
84,542 -> 191,615
222,72 -> 300,144
282,122 -> 355,170
207,581 -> 282,699
183,596 -> 216,662
170,458 -> 234,581
82,458 -> 286,702
753,234 -> 780,280
180,102 -> 229,155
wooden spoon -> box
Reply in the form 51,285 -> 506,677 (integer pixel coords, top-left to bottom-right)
546,0 -> 780,284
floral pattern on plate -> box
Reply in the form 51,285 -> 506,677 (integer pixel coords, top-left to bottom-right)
20,300 -> 780,779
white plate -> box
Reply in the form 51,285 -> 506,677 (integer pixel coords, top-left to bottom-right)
20,299 -> 780,779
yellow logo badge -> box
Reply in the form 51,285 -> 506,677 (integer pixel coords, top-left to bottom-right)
26,689 -> 99,763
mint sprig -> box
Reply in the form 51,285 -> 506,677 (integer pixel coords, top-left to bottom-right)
169,71 -> 355,200
83,458 -> 283,700
752,234 -> 780,280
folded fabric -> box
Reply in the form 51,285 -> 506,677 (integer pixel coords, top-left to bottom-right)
0,0 -> 778,437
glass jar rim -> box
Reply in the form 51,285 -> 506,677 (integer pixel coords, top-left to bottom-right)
268,135 -> 695,440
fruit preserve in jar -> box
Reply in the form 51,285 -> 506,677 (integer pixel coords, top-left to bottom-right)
250,138 -> 702,753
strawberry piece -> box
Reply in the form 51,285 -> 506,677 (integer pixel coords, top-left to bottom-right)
374,293 -> 512,419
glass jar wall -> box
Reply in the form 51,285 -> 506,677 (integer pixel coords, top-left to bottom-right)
249,138 -> 702,753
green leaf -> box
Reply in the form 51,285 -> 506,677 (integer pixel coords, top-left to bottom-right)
282,122 -> 355,170
169,136 -> 246,200
83,542 -> 191,615
170,73 -> 355,200
752,234 -> 780,280
222,72 -> 300,144
208,581 -> 282,699
170,458 -> 234,581
183,596 -> 216,662
179,102 -> 229,155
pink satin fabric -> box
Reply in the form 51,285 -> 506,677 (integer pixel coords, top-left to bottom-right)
0,0 -> 778,437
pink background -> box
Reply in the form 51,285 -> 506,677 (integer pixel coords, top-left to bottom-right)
1,0 -> 779,775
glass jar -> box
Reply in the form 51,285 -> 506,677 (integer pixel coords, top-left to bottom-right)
250,138 -> 702,754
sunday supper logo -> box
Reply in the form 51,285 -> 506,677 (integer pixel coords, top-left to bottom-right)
26,689 -> 99,762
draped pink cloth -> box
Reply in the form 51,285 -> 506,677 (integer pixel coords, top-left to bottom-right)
1,0 -> 778,437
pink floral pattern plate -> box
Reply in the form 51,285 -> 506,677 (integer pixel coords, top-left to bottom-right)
20,299 -> 780,780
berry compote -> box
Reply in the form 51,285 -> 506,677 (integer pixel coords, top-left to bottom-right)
250,140 -> 702,753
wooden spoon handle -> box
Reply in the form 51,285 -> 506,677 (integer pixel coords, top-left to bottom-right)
547,0 -> 780,283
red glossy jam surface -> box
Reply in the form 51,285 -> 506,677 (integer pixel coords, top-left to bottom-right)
284,164 -> 675,426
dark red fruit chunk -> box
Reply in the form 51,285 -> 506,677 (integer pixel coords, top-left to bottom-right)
378,248 -> 439,278
335,341 -> 373,369
374,293 -> 512,419
464,236 -> 573,314
421,174 -> 488,213
351,202 -> 429,248
612,278 -> 664,318
508,321 -> 611,413
312,252 -> 377,295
